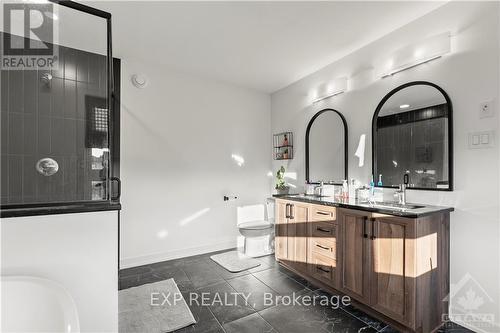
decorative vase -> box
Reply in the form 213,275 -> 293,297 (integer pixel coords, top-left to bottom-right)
276,187 -> 290,195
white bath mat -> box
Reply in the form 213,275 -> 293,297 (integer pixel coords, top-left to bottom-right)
210,250 -> 261,272
119,278 -> 195,333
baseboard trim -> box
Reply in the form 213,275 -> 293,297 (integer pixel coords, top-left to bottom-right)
119,239 -> 237,269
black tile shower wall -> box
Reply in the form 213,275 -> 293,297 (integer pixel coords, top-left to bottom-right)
1,33 -> 108,205
376,117 -> 447,188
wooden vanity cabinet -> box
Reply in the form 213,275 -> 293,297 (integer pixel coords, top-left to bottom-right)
287,202 -> 308,272
275,199 -> 450,333
308,204 -> 337,286
275,201 -> 289,260
337,210 -> 417,327
369,214 -> 417,327
275,200 -> 309,274
336,208 -> 372,304
337,209 -> 450,332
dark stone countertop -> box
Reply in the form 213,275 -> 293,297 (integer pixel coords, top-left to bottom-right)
271,194 -> 454,218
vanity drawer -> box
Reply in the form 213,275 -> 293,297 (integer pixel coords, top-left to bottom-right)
309,252 -> 336,284
310,205 -> 336,222
310,237 -> 336,260
311,221 -> 336,239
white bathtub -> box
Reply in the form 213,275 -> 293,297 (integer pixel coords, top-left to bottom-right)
1,276 -> 80,333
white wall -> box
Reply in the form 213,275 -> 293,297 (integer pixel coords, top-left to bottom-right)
1,211 -> 119,332
271,2 -> 499,332
119,59 -> 271,268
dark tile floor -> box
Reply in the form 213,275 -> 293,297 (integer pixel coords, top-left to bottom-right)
119,250 -> 473,333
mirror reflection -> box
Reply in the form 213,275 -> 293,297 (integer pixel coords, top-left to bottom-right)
373,83 -> 452,190
306,109 -> 347,184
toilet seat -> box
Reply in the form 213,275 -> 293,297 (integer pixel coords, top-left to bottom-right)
239,220 -> 273,230
237,202 -> 275,257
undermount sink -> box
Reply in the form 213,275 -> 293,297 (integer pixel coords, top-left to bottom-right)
291,193 -> 330,198
284,194 -> 427,211
368,202 -> 426,211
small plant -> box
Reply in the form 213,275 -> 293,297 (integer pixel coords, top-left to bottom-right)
275,166 -> 289,194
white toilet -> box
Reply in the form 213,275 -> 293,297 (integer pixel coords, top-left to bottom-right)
237,201 -> 275,257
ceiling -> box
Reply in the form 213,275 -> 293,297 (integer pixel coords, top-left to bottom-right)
91,1 -> 446,93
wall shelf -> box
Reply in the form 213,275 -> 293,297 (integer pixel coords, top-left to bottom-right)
273,132 -> 293,160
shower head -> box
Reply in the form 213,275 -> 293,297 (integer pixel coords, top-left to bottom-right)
40,73 -> 53,86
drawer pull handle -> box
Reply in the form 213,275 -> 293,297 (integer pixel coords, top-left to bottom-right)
316,244 -> 331,251
316,266 -> 330,273
371,218 -> 376,240
363,216 -> 368,238
316,227 -> 331,233
316,211 -> 331,216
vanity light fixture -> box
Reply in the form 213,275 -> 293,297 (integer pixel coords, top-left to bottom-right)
312,90 -> 344,104
399,104 -> 410,109
379,32 -> 451,78
312,77 -> 348,104
381,55 -> 442,78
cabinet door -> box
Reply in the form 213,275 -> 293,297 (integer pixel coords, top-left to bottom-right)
338,209 -> 371,303
370,216 -> 416,327
288,203 -> 308,272
275,201 -> 288,261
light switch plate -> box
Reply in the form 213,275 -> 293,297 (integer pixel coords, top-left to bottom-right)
479,101 -> 494,118
472,134 -> 480,146
468,131 -> 495,149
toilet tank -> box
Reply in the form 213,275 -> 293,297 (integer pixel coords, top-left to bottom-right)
266,200 -> 275,223
237,201 -> 275,226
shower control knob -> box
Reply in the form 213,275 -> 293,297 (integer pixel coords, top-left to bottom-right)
36,158 -> 59,176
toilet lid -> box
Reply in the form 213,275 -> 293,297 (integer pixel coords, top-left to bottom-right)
239,220 -> 273,230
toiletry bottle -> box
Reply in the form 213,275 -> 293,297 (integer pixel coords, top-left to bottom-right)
283,134 -> 288,146
348,179 -> 356,200
369,175 -> 375,196
305,182 -> 313,195
342,180 -> 349,199
378,174 -> 383,186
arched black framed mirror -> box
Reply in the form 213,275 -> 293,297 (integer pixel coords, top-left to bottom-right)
372,81 -> 453,191
305,109 -> 348,184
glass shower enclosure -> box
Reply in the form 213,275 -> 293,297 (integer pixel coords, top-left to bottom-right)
1,1 -> 119,215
